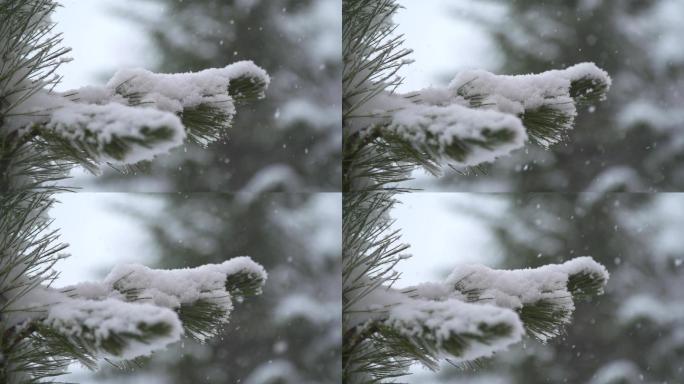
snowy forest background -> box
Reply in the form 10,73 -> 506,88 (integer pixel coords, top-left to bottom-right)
46,0 -> 684,383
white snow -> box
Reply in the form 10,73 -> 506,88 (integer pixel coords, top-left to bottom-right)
347,256 -> 608,363
388,102 -> 528,166
70,257 -> 266,317
46,102 -> 186,163
107,61 -> 269,115
44,297 -> 183,360
444,257 -> 608,329
348,281 -> 524,363
449,62 -> 610,146
453,63 -> 610,107
6,257 -> 265,362
4,61 -> 269,167
385,298 -> 525,363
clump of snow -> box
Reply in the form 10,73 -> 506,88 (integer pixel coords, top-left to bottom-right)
451,63 -> 610,111
102,257 -> 266,314
43,297 -> 183,360
68,257 -> 265,306
445,257 -> 608,327
449,62 -> 610,145
385,297 -> 525,363
349,256 -> 609,347
46,102 -> 186,163
348,277 -> 523,363
9,257 -> 266,362
3,61 -> 269,168
388,103 -> 527,166
107,61 -> 269,115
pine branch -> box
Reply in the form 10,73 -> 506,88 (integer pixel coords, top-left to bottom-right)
445,257 -> 609,342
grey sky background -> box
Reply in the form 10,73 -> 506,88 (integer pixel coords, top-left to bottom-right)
395,0 -> 500,92
53,0 -> 157,91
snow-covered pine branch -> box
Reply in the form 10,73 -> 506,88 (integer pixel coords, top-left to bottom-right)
1,2 -> 268,179
342,0 -> 610,190
0,0 -> 269,382
1,258 -> 267,370
344,257 -> 608,376
347,63 -> 611,170
4,61 -> 269,172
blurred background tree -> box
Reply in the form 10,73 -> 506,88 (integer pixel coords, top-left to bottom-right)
428,0 -> 684,192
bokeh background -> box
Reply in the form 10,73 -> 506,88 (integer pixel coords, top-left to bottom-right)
49,1 -> 342,383
397,0 -> 684,193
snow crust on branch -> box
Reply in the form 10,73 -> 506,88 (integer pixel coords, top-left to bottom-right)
451,62 -> 611,115
347,257 -> 608,364
388,103 -> 527,166
6,257 -> 266,362
3,61 -> 269,166
347,279 -> 525,364
104,61 -> 270,114
69,256 -> 267,314
445,256 -> 609,312
346,62 -> 611,167
385,297 -> 525,363
44,298 -> 183,360
46,102 -> 186,163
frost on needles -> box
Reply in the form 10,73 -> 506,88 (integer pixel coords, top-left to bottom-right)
0,1 -> 268,382
342,0 -> 611,382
